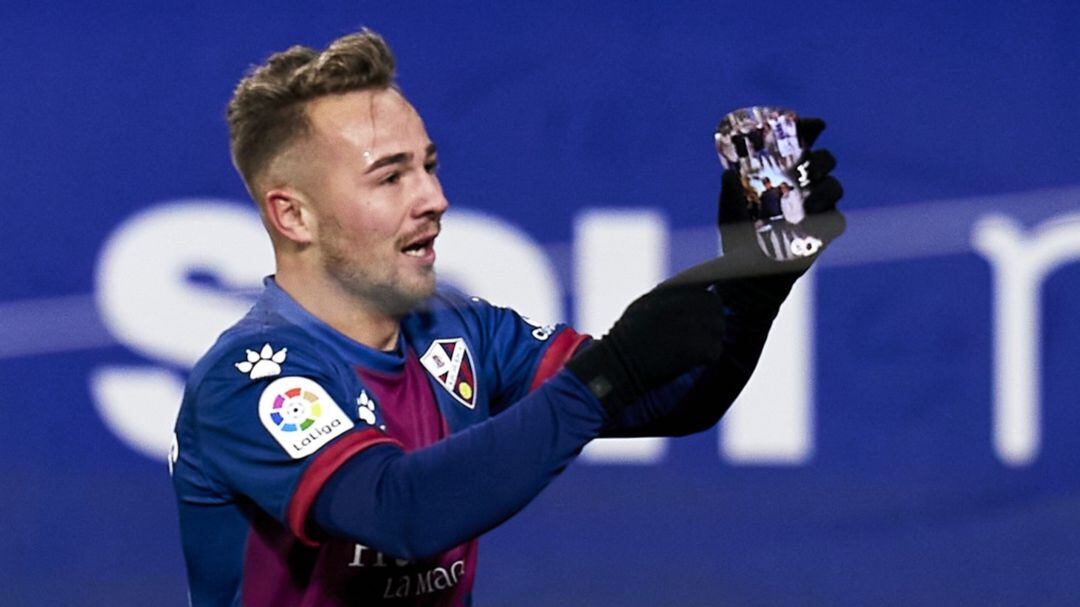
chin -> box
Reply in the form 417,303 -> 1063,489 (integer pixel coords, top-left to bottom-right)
379,275 -> 438,316
324,254 -> 437,316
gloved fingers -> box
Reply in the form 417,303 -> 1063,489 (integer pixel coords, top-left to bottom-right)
794,149 -> 836,187
803,175 -> 844,214
796,117 -> 826,149
801,208 -> 846,243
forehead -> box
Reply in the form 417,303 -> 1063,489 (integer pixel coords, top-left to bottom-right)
303,88 -> 430,159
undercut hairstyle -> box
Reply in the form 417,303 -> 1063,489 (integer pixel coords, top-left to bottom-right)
226,29 -> 396,197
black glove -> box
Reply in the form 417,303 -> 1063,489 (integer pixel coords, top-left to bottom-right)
565,273 -> 728,417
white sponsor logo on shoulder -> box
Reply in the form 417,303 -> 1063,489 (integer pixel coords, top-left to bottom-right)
259,376 -> 353,459
236,343 -> 287,380
356,390 -> 377,426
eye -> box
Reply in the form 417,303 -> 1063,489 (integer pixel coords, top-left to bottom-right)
381,171 -> 401,186
425,159 -> 439,174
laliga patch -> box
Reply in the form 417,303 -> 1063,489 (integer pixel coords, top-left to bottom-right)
259,376 -> 353,459
420,338 -> 478,409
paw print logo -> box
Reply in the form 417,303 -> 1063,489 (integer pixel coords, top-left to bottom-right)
235,344 -> 287,380
356,391 -> 378,426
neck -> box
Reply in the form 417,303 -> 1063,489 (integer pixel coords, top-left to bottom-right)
275,267 -> 401,352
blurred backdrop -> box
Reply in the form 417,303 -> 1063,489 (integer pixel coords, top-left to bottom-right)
3,1 -> 1080,605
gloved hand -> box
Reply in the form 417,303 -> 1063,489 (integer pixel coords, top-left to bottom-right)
717,117 -> 845,278
565,275 -> 727,416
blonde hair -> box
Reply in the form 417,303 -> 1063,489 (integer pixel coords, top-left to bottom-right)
226,29 -> 396,195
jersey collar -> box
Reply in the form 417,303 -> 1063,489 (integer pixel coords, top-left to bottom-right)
260,276 -> 406,374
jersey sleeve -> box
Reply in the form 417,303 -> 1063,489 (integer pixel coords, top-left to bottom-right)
186,337 -> 400,545
472,300 -> 589,414
313,368 -> 608,560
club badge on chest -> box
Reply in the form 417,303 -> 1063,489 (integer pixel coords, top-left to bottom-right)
420,338 -> 478,409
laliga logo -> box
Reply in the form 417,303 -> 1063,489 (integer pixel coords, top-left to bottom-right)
258,376 -> 352,458
268,385 -> 324,433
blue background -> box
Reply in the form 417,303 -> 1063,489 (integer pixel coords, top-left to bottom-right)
3,1 -> 1080,605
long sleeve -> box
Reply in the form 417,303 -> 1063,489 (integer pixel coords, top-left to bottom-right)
311,370 -> 605,559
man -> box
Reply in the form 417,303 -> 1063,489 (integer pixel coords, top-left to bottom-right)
758,177 -> 784,220
172,29 -> 843,606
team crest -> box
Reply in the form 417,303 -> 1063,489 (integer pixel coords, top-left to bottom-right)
420,338 -> 478,409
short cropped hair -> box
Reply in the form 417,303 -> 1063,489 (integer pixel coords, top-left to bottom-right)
226,29 -> 396,196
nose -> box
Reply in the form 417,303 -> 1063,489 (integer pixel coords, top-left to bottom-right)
413,171 -> 449,219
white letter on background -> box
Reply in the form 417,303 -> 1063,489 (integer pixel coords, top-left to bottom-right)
94,199 -> 271,460
96,200 -> 272,367
971,212 -> 1080,466
437,210 -> 562,324
720,269 -> 815,464
574,209 -> 669,464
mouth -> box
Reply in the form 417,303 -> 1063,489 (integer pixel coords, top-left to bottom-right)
400,230 -> 438,262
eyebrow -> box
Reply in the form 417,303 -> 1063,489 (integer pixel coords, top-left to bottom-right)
363,143 -> 438,174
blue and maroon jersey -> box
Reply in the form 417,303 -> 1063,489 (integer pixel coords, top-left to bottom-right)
171,278 -> 586,606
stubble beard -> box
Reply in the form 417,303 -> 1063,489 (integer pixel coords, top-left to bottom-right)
319,221 -> 436,318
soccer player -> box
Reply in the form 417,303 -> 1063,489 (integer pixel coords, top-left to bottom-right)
171,29 -> 843,606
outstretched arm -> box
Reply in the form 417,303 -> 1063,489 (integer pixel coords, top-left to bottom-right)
313,370 -> 605,560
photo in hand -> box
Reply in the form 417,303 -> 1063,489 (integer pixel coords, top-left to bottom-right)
715,106 -> 821,260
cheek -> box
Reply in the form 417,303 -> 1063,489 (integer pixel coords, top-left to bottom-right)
364,196 -> 410,232
355,210 -> 400,242
317,181 -> 406,245
337,209 -> 401,254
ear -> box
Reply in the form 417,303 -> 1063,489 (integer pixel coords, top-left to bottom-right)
263,188 -> 315,245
